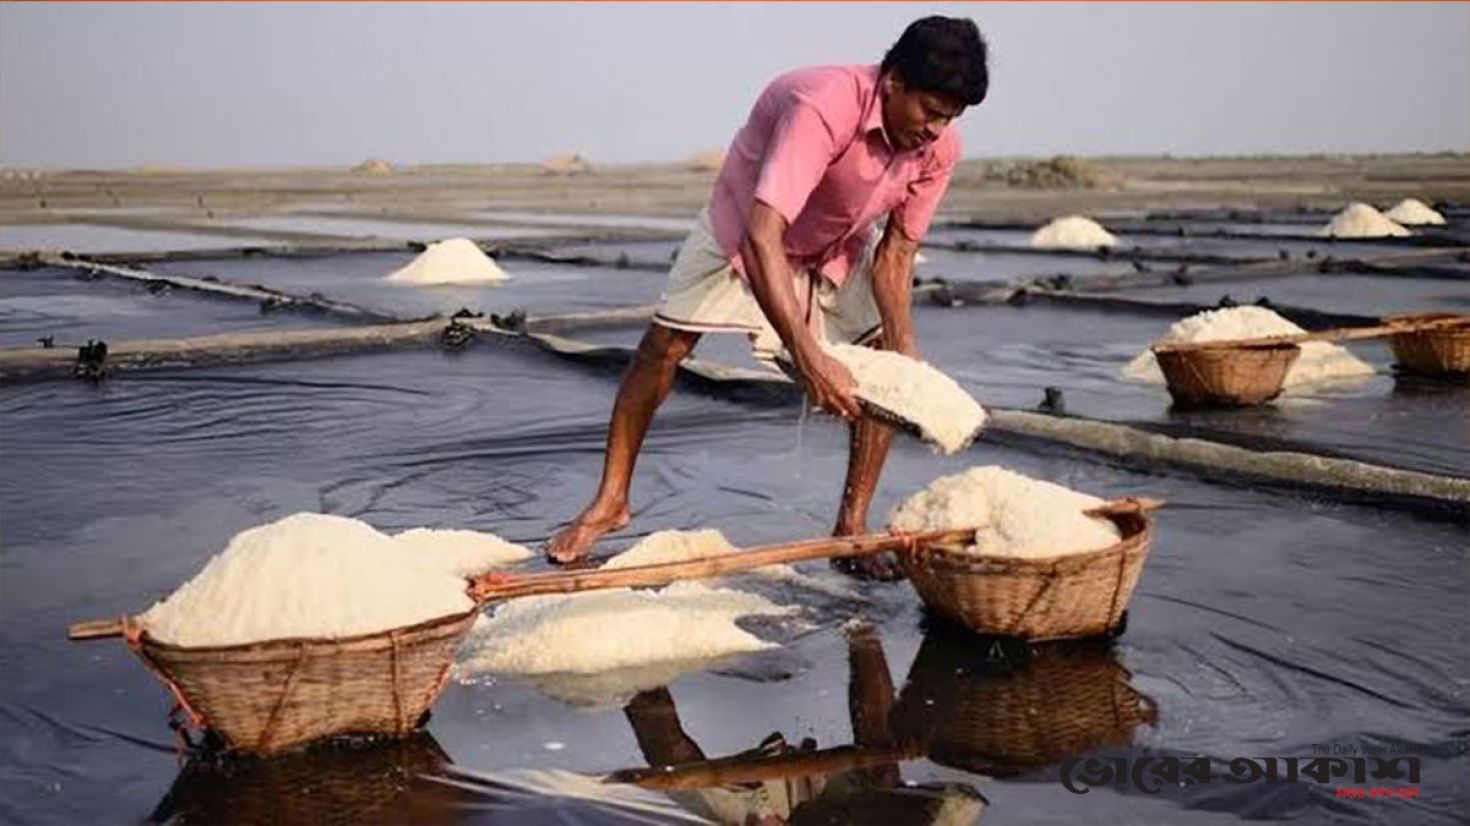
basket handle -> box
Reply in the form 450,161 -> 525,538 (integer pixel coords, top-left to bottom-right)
1084,497 -> 1164,517
1153,315 -> 1468,354
69,617 -> 126,640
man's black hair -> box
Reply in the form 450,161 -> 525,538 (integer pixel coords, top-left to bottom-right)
881,16 -> 989,106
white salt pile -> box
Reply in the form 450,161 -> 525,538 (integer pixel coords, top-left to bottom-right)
888,466 -> 1120,559
1319,203 -> 1410,238
1029,215 -> 1119,250
138,513 -> 525,647
391,528 -> 531,577
1122,306 -> 1376,388
1383,198 -> 1446,226
385,238 -> 510,285
824,343 -> 988,455
456,530 -> 798,706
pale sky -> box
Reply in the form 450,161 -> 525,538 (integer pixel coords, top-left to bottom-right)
2,2 -> 1467,169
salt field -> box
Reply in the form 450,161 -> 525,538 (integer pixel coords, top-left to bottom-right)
3,174 -> 1467,823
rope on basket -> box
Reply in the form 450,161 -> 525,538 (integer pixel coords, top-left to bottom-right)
259,645 -> 309,753
122,617 -> 208,739
389,630 -> 405,734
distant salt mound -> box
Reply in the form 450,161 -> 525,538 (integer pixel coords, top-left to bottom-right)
385,238 -> 509,285
352,158 -> 393,176
1122,305 -> 1375,388
1383,198 -> 1446,227
541,153 -> 590,175
686,150 -> 727,172
1320,203 -> 1410,238
1030,216 -> 1118,250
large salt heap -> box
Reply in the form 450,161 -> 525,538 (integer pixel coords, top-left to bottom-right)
385,238 -> 510,285
888,466 -> 1120,559
1029,216 -> 1119,250
1319,203 -> 1410,238
1383,198 -> 1446,227
138,513 -> 530,647
1122,306 -> 1375,387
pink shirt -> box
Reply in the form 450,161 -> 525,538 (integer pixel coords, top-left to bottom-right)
708,63 -> 961,287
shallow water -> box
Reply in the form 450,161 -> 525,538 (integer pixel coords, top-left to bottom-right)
0,267 -> 353,349
1124,273 -> 1470,318
207,215 -> 569,243
151,252 -> 668,320
2,345 -> 1465,824
0,223 -> 281,255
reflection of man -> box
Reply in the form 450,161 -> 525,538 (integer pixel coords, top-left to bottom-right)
549,17 -> 990,579
619,621 -> 985,825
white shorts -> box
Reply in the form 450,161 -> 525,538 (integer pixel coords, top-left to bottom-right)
653,208 -> 883,367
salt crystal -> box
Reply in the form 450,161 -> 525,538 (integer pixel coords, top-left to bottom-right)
823,343 -> 987,455
1383,198 -> 1446,227
1030,216 -> 1118,250
1319,203 -> 1410,238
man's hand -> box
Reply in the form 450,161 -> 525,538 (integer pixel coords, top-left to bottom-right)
792,343 -> 861,421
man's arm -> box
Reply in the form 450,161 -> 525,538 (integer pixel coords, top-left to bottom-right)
741,200 -> 861,420
869,218 -> 922,358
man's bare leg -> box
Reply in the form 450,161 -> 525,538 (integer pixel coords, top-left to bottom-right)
546,323 -> 701,563
831,411 -> 901,580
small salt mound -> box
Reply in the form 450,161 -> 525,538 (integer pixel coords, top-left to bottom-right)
602,529 -> 737,570
823,343 -> 987,455
888,466 -> 1119,559
1383,198 -> 1446,227
456,530 -> 798,705
1030,215 -> 1118,250
1319,203 -> 1410,238
392,528 -> 531,577
385,238 -> 509,285
138,513 -> 479,647
1122,305 -> 1375,388
605,529 -> 864,601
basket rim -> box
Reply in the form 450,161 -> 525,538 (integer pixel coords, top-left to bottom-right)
913,511 -> 1149,571
137,604 -> 481,655
1153,341 -> 1302,357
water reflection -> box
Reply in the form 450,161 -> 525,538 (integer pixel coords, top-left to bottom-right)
890,623 -> 1158,779
607,621 -> 1158,824
149,732 -> 469,825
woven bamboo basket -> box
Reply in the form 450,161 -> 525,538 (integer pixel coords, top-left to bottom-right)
899,510 -> 1151,641
1153,341 -> 1300,407
1387,312 -> 1470,376
123,608 -> 479,758
890,633 -> 1157,776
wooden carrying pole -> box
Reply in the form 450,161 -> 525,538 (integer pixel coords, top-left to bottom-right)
1153,315 -> 1468,354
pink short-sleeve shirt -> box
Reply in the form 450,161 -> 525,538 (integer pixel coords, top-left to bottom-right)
708,63 -> 961,287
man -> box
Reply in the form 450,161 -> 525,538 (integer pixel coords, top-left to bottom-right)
548,16 -> 989,578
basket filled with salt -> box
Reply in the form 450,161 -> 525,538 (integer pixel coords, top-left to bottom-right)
68,514 -> 532,757
1386,312 -> 1470,376
1153,340 -> 1301,407
887,467 -> 1159,641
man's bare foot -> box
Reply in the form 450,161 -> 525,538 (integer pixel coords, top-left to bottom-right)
546,504 -> 630,564
831,552 -> 906,582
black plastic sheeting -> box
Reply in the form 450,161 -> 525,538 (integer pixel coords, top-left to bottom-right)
3,346 -> 1466,824
150,252 -> 668,320
0,267 -> 352,349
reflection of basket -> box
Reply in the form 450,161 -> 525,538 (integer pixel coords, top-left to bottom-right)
890,633 -> 1157,776
1387,312 -> 1470,376
1154,342 -> 1300,407
152,732 -> 465,826
127,608 -> 478,757
899,511 -> 1151,641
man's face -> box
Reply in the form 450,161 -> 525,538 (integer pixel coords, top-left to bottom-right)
881,71 -> 966,152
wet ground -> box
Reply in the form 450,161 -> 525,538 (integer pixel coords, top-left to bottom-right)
2,204 -> 1467,824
